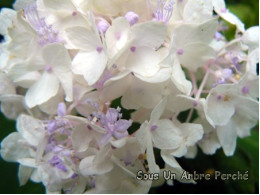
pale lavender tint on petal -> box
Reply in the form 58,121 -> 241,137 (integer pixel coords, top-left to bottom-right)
92,68 -> 113,91
217,95 -> 222,100
220,8 -> 227,13
57,102 -> 66,116
125,11 -> 139,26
24,3 -> 63,46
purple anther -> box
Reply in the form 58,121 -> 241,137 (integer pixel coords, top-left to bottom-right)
150,125 -> 158,131
96,46 -> 103,53
97,19 -> 110,34
71,173 -> 78,179
222,68 -> 233,79
130,46 -> 136,52
45,65 -> 52,72
193,101 -> 198,107
242,86 -> 249,94
214,31 -> 222,41
217,95 -> 222,100
72,11 -> 77,16
177,48 -> 184,55
125,11 -> 139,26
57,102 -> 66,116
87,124 -> 93,130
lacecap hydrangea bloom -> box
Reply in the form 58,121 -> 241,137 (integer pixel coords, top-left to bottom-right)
0,0 -> 258,193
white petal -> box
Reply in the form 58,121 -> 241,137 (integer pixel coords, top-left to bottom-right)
25,72 -> 60,108
183,0 -> 213,23
0,8 -> 16,35
184,146 -> 198,159
17,114 -> 44,146
0,132 -> 30,162
136,122 -> 159,173
0,72 -> 16,95
100,72 -> 131,102
43,0 -> 74,10
150,97 -> 168,124
166,95 -> 194,114
121,77 -> 163,109
79,154 -> 113,176
72,124 -> 95,152
161,150 -> 195,183
178,43 -> 216,71
130,21 -> 167,48
152,119 -> 182,150
242,26 -> 259,52
171,59 -> 192,95
18,165 -> 33,186
72,51 -> 107,86
135,67 -> 172,83
212,0 -> 245,32
173,19 -> 218,46
216,120 -> 237,156
179,123 -> 204,146
234,97 -> 258,138
42,44 -> 73,101
65,26 -> 100,51
0,95 -> 27,119
246,48 -> 259,77
105,17 -> 130,58
124,46 -> 161,77
196,118 -> 221,155
205,85 -> 235,126
18,158 -> 37,168
7,32 -> 38,57
13,0 -> 35,10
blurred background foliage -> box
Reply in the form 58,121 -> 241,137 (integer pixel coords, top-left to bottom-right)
0,0 -> 259,193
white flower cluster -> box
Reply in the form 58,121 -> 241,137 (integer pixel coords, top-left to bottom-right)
0,0 -> 259,193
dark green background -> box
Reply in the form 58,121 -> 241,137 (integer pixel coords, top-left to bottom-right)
0,0 -> 259,193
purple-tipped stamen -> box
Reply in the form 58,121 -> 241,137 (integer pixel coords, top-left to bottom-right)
24,3 -> 62,46
150,0 -> 175,24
